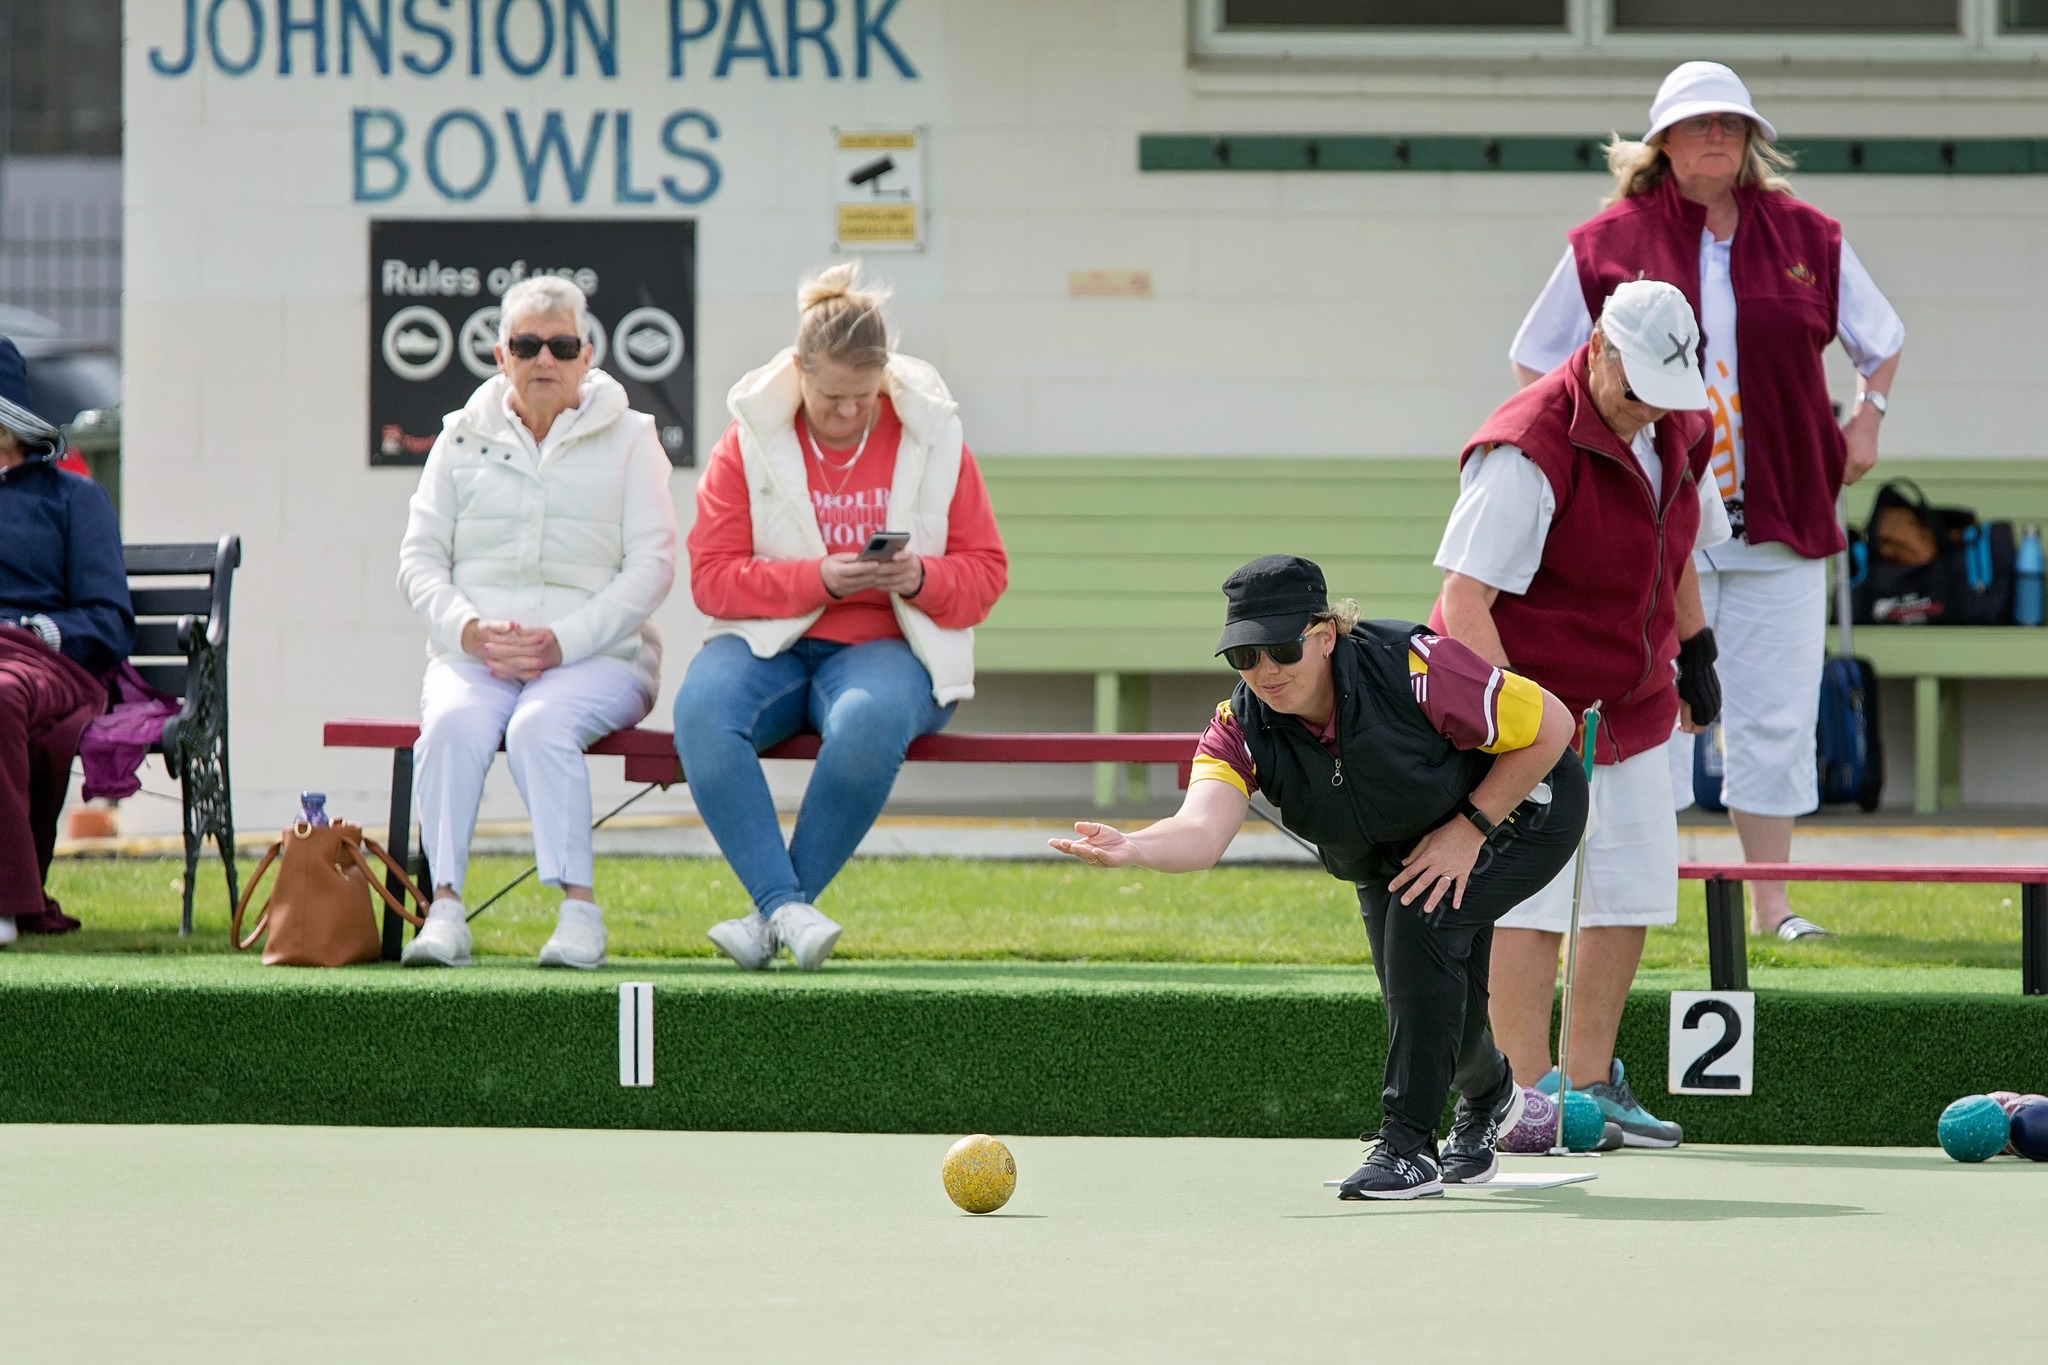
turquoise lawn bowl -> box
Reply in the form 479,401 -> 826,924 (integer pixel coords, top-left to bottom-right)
1937,1095 -> 2011,1163
1561,1090 -> 1605,1153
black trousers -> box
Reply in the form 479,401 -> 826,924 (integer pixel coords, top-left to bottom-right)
1356,752 -> 1590,1155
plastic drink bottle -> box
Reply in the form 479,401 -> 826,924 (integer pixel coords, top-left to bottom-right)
298,792 -> 331,827
2017,525 -> 2044,627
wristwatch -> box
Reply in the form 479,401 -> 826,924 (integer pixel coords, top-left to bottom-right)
1858,391 -> 1889,418
1458,798 -> 1497,839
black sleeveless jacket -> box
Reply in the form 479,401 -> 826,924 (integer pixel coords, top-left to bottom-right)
1233,621 -> 1494,883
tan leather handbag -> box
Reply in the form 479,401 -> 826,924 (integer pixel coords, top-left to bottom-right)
232,820 -> 428,966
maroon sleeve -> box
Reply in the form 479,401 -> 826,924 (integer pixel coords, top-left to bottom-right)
1407,633 -> 1508,752
1192,700 -> 1258,797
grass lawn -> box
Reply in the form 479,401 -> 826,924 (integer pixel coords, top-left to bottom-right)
29,852 -> 2029,970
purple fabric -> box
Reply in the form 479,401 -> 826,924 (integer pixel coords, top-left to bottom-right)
78,662 -> 180,801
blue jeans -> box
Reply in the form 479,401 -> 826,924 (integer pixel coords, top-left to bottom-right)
673,635 -> 953,916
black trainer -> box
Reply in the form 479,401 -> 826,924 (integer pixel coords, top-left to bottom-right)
1336,1141 -> 1444,1201
1442,1080 -> 1526,1185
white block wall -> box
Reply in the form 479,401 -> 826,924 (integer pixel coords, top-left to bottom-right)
118,0 -> 2048,833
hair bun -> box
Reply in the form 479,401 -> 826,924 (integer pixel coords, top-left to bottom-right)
799,261 -> 863,313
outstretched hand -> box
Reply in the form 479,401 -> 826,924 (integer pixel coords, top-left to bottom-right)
1386,817 -> 1486,913
1048,821 -> 1138,868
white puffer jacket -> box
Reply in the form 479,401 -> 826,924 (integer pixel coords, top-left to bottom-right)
711,347 -> 976,704
398,369 -> 678,697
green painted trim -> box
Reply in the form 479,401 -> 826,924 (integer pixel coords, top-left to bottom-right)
1139,134 -> 2048,175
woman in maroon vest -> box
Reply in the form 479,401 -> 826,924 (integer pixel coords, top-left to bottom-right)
1510,62 -> 1904,941
1435,281 -> 1724,1150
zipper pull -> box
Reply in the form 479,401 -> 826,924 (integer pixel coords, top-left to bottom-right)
1331,756 -> 1344,787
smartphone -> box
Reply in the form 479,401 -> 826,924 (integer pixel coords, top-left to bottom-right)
858,530 -> 911,562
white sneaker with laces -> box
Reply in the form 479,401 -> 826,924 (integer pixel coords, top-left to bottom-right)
768,902 -> 842,972
707,913 -> 777,970
538,900 -> 608,969
402,899 -> 471,967
0,916 -> 17,947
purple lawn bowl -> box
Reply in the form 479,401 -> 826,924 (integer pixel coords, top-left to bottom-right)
1498,1087 -> 1558,1154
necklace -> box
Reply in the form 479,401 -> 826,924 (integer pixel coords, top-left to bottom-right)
804,413 -> 875,497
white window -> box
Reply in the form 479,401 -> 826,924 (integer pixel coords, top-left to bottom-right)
1194,1 -> 2048,62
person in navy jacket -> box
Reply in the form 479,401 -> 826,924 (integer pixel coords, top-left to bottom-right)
0,336 -> 132,943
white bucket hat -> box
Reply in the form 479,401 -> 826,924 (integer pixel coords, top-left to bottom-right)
1645,61 -> 1777,144
1599,280 -> 1709,412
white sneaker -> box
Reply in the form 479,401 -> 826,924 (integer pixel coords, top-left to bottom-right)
707,914 -> 777,970
0,916 -> 17,947
538,900 -> 607,969
768,902 -> 842,972
402,900 -> 471,967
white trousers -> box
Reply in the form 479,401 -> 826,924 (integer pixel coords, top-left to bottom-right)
1499,740 -> 1680,931
1667,559 -> 1827,818
413,656 -> 650,895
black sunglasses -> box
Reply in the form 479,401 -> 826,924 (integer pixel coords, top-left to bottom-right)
505,333 -> 584,360
1222,629 -> 1318,672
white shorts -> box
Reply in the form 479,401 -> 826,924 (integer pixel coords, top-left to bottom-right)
1498,740 -> 1679,932
1667,558 -> 1826,818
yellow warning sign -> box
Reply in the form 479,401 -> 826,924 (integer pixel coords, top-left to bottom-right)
837,204 -> 919,243
833,127 -> 924,251
838,131 -> 917,150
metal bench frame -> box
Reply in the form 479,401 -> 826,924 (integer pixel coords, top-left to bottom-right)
127,537 -> 241,935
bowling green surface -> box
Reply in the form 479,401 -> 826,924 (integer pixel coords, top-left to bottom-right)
7,1125 -> 2039,1362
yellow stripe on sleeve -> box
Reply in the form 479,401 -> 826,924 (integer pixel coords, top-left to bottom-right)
1190,754 -> 1250,796
1407,649 -> 1427,676
1481,671 -> 1545,754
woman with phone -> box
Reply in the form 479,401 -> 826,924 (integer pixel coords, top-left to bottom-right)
1051,555 -> 1586,1200
677,264 -> 1008,972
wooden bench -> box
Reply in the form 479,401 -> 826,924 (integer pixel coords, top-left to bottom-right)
126,537 -> 242,934
323,720 -> 1202,961
978,455 -> 2048,813
1684,861 -> 2048,996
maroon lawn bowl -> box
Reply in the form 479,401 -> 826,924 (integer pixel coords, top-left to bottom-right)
1988,1092 -> 2024,1156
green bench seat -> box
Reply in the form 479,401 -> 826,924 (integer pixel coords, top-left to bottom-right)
977,455 -> 2048,811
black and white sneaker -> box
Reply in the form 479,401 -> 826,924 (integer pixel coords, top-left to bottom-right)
1337,1141 -> 1444,1201
1442,1080 -> 1526,1185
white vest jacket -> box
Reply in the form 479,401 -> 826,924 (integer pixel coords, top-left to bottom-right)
710,348 -> 976,704
398,369 -> 678,698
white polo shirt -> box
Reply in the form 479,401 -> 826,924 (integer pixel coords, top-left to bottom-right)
1509,234 -> 1905,572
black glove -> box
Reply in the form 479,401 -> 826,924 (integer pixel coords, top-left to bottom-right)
1676,628 -> 1721,727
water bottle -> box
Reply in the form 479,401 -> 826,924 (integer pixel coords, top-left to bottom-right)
298,791 -> 331,827
2018,525 -> 2044,627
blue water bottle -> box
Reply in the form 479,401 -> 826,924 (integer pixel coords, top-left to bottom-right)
298,791 -> 331,827
2017,525 -> 2044,627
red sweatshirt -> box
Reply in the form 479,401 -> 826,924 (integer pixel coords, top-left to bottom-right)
688,395 -> 1009,644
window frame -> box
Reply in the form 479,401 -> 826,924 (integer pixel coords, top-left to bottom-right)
1191,0 -> 2048,64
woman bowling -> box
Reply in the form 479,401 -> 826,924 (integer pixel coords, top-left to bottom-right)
1050,555 -> 1586,1199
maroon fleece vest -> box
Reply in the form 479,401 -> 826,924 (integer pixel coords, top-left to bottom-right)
1568,177 -> 1844,559
1436,347 -> 1710,765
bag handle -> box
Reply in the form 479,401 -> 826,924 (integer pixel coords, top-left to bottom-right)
231,838 -> 285,951
350,836 -> 430,929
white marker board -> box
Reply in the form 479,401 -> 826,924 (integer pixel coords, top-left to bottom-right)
1667,990 -> 1754,1096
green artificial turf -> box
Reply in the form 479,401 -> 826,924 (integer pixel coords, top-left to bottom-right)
34,852 -> 2035,970
3,953 -> 2040,1145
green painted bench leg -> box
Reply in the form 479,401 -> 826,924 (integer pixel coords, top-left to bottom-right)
1913,676 -> 1941,815
1094,671 -> 1121,808
1939,679 -> 1964,812
1093,671 -> 1153,808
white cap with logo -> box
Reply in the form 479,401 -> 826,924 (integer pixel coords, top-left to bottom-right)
1646,61 -> 1777,144
1599,279 -> 1709,412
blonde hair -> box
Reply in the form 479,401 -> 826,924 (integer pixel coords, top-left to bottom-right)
1312,598 -> 1362,636
796,262 -> 892,371
1601,127 -> 1797,208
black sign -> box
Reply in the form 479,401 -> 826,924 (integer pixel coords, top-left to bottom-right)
368,219 -> 696,467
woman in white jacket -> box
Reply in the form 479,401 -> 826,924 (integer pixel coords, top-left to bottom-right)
397,276 -> 677,969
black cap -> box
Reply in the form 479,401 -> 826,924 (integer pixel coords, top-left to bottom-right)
1216,554 -> 1328,655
